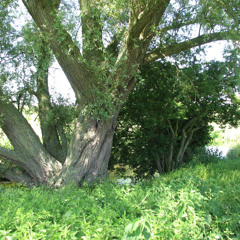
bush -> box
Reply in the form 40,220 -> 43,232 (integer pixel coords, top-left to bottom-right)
227,144 -> 240,159
111,61 -> 239,176
191,146 -> 223,164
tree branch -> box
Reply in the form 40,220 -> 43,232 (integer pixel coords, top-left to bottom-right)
112,0 -> 171,99
0,164 -> 34,186
143,30 -> 240,64
34,38 -> 67,163
0,147 -> 20,164
0,99 -> 41,152
0,97 -> 62,185
128,0 -> 170,51
105,30 -> 125,57
183,118 -> 197,134
159,18 -> 200,36
0,147 -> 37,182
167,119 -> 174,136
56,122 -> 68,161
22,0 -> 95,103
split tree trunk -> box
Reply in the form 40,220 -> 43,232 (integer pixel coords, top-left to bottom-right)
0,95 -> 119,187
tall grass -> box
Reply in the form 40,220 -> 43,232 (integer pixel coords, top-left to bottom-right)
1,158 -> 240,239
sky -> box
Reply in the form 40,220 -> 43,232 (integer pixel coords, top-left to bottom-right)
48,63 -> 76,103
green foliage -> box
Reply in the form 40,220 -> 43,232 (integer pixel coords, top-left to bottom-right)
123,219 -> 151,240
0,0 -> 18,91
1,159 -> 240,239
111,61 -> 240,177
210,129 -> 225,146
52,103 -> 78,142
227,144 -> 240,159
191,146 -> 224,164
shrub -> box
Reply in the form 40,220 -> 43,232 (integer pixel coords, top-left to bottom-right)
191,146 -> 223,164
111,61 -> 239,177
227,144 -> 240,159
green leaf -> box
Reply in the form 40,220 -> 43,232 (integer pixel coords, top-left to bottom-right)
62,210 -> 73,219
143,228 -> 151,240
177,203 -> 186,218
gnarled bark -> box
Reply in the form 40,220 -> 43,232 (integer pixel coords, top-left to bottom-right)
0,96 -> 118,187
55,113 -> 118,186
0,165 -> 34,187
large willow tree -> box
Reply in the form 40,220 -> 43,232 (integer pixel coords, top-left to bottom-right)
0,0 -> 239,186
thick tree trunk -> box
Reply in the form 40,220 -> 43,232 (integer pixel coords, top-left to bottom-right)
0,98 -> 119,187
55,113 -> 118,186
15,0 -> 176,187
175,127 -> 200,167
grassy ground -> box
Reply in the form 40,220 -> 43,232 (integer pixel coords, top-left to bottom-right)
0,158 -> 240,240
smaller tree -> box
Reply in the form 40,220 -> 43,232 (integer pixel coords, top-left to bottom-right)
110,61 -> 240,177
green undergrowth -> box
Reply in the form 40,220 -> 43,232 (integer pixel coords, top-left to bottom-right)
0,159 -> 240,239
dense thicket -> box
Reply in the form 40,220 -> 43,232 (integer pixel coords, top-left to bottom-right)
110,61 -> 240,177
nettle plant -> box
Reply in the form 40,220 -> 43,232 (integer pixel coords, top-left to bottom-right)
0,0 -> 239,187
